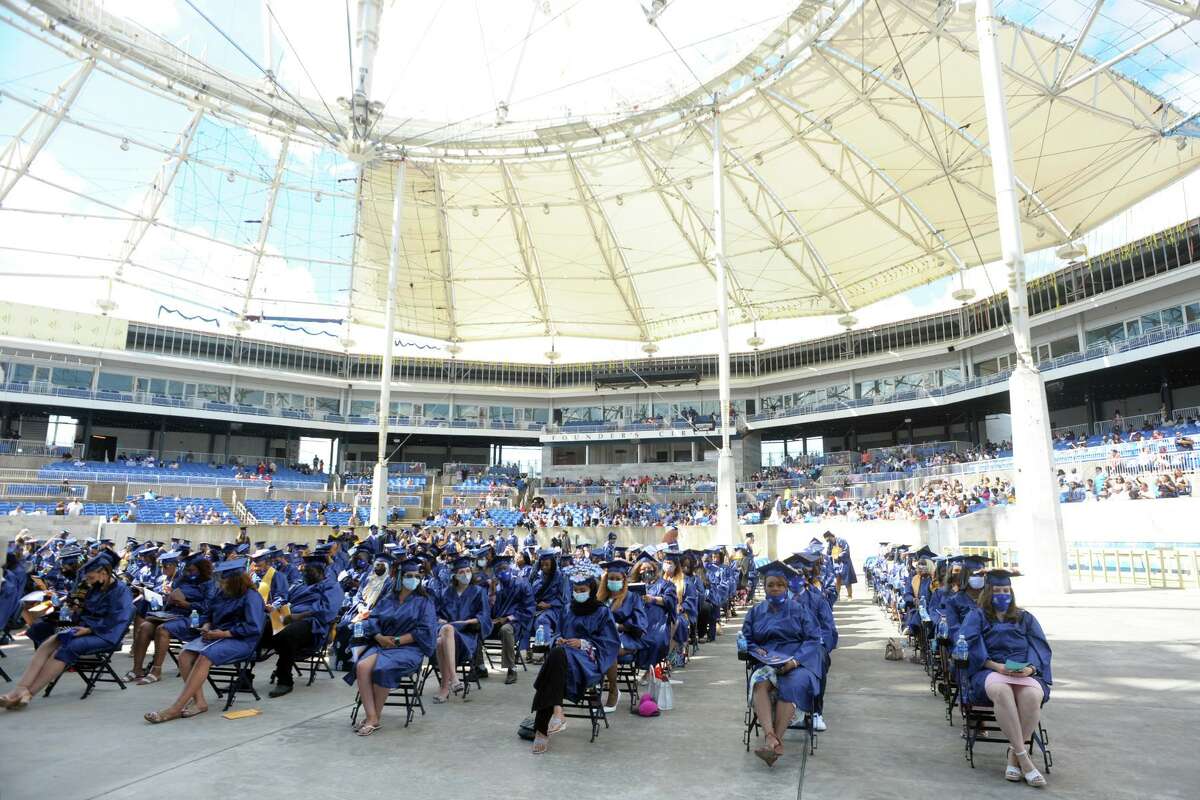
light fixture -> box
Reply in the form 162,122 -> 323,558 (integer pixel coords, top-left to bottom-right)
747,333 -> 764,349
446,342 -> 462,356
472,206 -> 479,217
120,138 -> 130,151
753,153 -> 764,166
837,313 -> 857,329
1055,241 -> 1087,260
495,101 -> 509,125
615,194 -> 624,206
314,191 -> 322,204
542,203 -> 550,215
227,171 -> 236,183
951,286 -> 975,303
544,347 -> 561,362
641,341 -> 659,355
684,177 -> 693,190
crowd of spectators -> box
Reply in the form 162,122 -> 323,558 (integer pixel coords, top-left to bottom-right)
852,441 -> 1011,475
539,473 -> 716,493
1058,464 -> 1193,501
743,476 -> 1016,524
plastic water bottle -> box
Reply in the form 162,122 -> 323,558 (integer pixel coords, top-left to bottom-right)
535,624 -> 547,647
952,633 -> 969,662
936,617 -> 949,641
353,620 -> 364,639
736,631 -> 747,653
189,609 -> 200,629
918,597 -> 929,622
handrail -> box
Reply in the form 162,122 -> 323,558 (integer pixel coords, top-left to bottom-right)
1067,546 -> 1200,589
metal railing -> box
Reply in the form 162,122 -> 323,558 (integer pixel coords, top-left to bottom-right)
1067,546 -> 1200,589
956,546 -> 1020,570
0,439 -> 83,459
1,482 -> 87,499
1093,405 -> 1200,436
0,466 -> 325,491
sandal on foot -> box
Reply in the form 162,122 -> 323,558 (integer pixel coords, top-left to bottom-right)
431,692 -> 451,704
754,745 -> 780,767
546,716 -> 567,735
124,670 -> 141,681
135,673 -> 160,686
180,706 -> 208,719
4,690 -> 33,711
532,734 -> 549,754
355,722 -> 382,736
1013,750 -> 1047,787
1005,747 -> 1023,782
144,709 -> 181,724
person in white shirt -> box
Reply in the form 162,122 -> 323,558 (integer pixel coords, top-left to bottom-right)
66,499 -> 83,516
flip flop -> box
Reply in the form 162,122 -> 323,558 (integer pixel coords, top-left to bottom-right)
431,692 -> 450,704
531,735 -> 549,754
355,722 -> 382,736
546,716 -> 567,735
144,709 -> 181,724
135,674 -> 160,685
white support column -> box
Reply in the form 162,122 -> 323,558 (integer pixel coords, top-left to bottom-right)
975,0 -> 1068,594
370,160 -> 405,527
0,59 -> 94,207
711,104 -> 739,545
1075,314 -> 1087,354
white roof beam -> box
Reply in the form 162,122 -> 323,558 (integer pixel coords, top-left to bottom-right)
760,88 -> 967,271
0,57 -> 93,207
565,154 -> 652,342
1051,0 -> 1105,91
1059,15 -> 1196,92
430,162 -> 459,342
499,161 -> 553,335
694,121 -> 852,313
101,106 -> 204,311
817,45 -> 1074,242
629,140 -> 758,324
237,135 -> 291,325
1139,0 -> 1200,19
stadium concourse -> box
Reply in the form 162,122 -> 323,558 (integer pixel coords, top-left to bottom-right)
4,0 -> 1200,798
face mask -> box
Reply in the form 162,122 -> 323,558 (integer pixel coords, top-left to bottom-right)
476,558 -> 488,568
401,576 -> 420,591
373,565 -> 387,576
496,570 -> 512,584
643,572 -> 656,582
572,590 -> 591,603
305,571 -> 322,585
455,571 -> 472,585
967,575 -> 985,590
768,593 -> 787,607
606,579 -> 624,592
992,593 -> 1013,612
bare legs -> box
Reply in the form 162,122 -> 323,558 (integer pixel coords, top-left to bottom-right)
147,651 -> 211,722
751,681 -> 792,757
605,661 -> 619,708
985,680 -> 1043,775
435,624 -> 458,700
355,653 -> 384,728
0,635 -> 68,705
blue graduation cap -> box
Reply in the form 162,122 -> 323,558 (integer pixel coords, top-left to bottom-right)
302,554 -> 329,566
82,551 -> 117,574
984,568 -> 1017,587
758,560 -> 799,579
398,556 -> 424,573
492,554 -> 515,568
601,559 -> 633,575
450,554 -> 474,571
214,558 -> 248,576
57,544 -> 84,562
158,550 -> 182,564
250,548 -> 275,562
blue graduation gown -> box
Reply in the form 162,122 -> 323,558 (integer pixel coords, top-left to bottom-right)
609,591 -> 646,658
492,576 -> 535,644
960,608 -> 1052,704
797,587 -> 837,653
287,577 -> 339,644
346,590 -> 438,688
531,568 -> 568,639
674,577 -> 699,645
637,578 -> 676,668
559,603 -> 619,701
1,554 -> 27,628
182,588 -> 266,665
940,590 -> 978,643
828,538 -> 857,585
740,597 -> 824,711
53,580 -> 134,666
162,578 -> 216,641
436,584 -> 492,662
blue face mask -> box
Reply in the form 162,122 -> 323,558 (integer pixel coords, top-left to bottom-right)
572,590 -> 591,603
967,575 -> 985,590
496,570 -> 512,584
455,571 -> 472,585
606,579 -> 624,592
401,576 -> 420,591
992,593 -> 1013,612
768,593 -> 787,607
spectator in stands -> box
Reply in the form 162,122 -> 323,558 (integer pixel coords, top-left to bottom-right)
66,498 -> 83,517
1091,467 -> 1107,501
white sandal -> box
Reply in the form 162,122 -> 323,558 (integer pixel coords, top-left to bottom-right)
1005,747 -> 1022,782
1013,750 -> 1046,787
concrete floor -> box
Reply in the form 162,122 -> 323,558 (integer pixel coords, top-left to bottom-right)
1,587 -> 1197,800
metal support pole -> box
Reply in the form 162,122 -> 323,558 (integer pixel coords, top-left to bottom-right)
975,0 -> 1068,593
370,161 -> 405,527
711,104 -> 738,544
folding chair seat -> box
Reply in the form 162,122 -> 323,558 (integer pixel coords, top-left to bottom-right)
43,646 -> 127,699
207,659 -> 260,711
424,633 -> 482,700
740,650 -> 817,755
349,661 -> 430,729
959,694 -> 1052,773
482,633 -> 527,673
558,681 -> 608,742
615,656 -> 640,712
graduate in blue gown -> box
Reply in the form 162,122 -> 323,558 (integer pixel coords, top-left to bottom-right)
631,549 -> 675,672
530,548 -> 568,647
489,554 -> 535,684
822,530 -> 857,599
1,544 -> 28,634
663,551 -> 693,657
345,556 -> 438,735
432,554 -> 491,702
528,568 -> 619,754
1,552 -> 133,710
598,558 -> 645,712
129,552 -> 214,685
958,570 -> 1052,787
266,554 -> 340,697
939,555 -> 989,643
741,561 -> 825,768
144,558 -> 265,723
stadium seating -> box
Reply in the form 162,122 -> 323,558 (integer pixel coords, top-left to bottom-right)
243,500 -> 406,526
36,460 -> 327,488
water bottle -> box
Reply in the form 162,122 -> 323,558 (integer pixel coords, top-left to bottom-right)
353,620 -> 364,639
535,623 -> 547,647
736,631 -> 747,653
952,633 -> 969,662
918,597 -> 929,622
189,609 -> 200,629
937,617 -> 949,641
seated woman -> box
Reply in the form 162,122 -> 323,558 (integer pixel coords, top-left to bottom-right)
663,551 -> 692,661
940,554 -> 990,643
432,554 -> 491,702
741,561 -> 824,768
144,557 -> 265,723
128,552 -> 214,685
346,556 -> 438,736
528,549 -> 567,658
528,568 -> 619,755
959,569 -> 1052,788
1,551 -> 133,709
631,551 -> 675,679
597,558 -> 645,712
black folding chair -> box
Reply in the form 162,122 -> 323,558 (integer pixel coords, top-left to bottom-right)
43,646 -> 127,699
558,682 -> 608,742
740,650 -> 817,755
349,660 -> 430,729
424,632 -> 482,700
207,659 -> 260,711
482,630 -> 527,673
960,691 -> 1053,773
292,625 -> 337,686
615,657 -> 641,712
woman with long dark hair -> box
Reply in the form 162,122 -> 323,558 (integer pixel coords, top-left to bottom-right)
346,555 -> 438,735
528,569 -> 619,755
129,552 -> 214,685
529,548 -> 568,650
631,550 -> 675,680
959,570 -> 1052,788
596,559 -> 645,712
144,558 -> 265,723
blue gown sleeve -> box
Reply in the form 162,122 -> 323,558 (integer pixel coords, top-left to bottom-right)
516,582 -> 535,633
411,597 -> 438,657
474,587 -> 493,639
90,583 -> 134,647
960,607 -> 989,677
660,581 -> 678,619
1023,611 -> 1053,687
227,591 -> 265,639
588,607 -> 620,673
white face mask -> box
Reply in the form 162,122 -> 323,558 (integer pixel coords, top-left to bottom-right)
967,575 -> 985,590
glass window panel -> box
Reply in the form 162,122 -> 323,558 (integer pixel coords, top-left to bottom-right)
51,368 -> 92,389
424,403 -> 449,420
1161,306 -> 1184,329
1185,302 -> 1200,324
350,399 -> 376,416
98,372 -> 133,392
1139,311 -> 1162,333
235,389 -> 264,406
197,383 -> 230,403
149,378 -> 167,395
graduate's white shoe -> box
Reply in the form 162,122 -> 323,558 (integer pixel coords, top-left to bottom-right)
603,689 -> 620,714
811,713 -> 827,732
